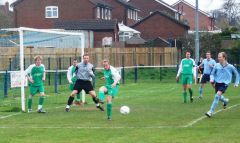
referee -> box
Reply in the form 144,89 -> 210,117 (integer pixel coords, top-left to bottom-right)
65,54 -> 104,112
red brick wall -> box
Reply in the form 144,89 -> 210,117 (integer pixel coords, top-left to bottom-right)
173,2 -> 214,31
130,0 -> 176,18
132,13 -> 188,40
105,0 -> 138,26
94,31 -> 115,47
14,0 -> 96,28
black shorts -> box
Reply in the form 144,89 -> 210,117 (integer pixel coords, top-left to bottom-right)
200,74 -> 210,84
73,79 -> 94,94
215,83 -> 228,93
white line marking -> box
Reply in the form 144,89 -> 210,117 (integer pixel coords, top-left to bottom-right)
0,112 -> 22,119
0,101 -> 239,129
184,103 -> 240,127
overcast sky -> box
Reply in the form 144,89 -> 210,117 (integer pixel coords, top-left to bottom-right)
0,0 -> 226,12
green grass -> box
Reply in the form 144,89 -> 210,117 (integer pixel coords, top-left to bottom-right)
0,81 -> 240,143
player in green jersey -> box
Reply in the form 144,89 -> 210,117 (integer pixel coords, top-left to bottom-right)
98,59 -> 121,120
176,52 -> 196,103
67,59 -> 82,105
25,55 -> 46,113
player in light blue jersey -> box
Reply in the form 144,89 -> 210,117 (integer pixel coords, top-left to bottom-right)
205,52 -> 239,118
198,51 -> 216,98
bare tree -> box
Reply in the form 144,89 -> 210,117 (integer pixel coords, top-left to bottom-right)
223,0 -> 240,26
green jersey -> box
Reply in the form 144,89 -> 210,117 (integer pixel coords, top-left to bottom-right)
177,58 -> 196,76
103,66 -> 121,86
25,64 -> 45,86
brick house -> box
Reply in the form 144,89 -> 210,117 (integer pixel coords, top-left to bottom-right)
55,19 -> 118,48
129,0 -> 180,20
131,11 -> 189,41
172,0 -> 215,31
11,0 -> 113,28
104,0 -> 139,26
0,2 -> 14,28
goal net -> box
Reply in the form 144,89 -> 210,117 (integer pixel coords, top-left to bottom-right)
0,27 -> 85,112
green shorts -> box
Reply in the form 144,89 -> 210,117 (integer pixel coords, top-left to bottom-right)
69,82 -> 75,91
181,74 -> 193,85
106,85 -> 119,97
30,85 -> 44,95
69,77 -> 77,91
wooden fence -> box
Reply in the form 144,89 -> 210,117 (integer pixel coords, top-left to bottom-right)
0,47 -> 177,70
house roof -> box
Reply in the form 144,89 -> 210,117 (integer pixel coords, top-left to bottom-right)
10,0 -> 23,7
118,23 -> 140,34
172,0 -> 212,18
117,0 -> 139,10
54,20 -> 118,30
126,35 -> 146,45
89,0 -> 113,9
131,11 -> 190,29
154,0 -> 178,12
11,0 -> 113,8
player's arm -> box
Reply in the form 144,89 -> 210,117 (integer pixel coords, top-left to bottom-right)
42,65 -> 46,81
25,65 -> 34,83
111,67 -> 121,88
176,60 -> 183,81
232,65 -> 239,87
67,66 -> 73,83
210,65 -> 216,87
192,59 -> 197,81
88,65 -> 95,79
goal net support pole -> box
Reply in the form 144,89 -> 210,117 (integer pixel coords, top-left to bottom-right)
17,27 -> 85,112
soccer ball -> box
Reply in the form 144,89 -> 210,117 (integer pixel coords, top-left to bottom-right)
120,106 -> 130,115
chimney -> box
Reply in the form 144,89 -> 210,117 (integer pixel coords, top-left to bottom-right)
5,2 -> 9,12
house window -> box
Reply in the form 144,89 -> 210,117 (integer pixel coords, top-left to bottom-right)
128,9 -> 131,19
107,9 -> 111,20
105,9 -> 108,20
45,6 -> 58,18
97,7 -> 101,19
135,11 -> 138,20
101,8 -> 104,19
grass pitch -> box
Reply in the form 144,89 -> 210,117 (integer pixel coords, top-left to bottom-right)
0,81 -> 239,143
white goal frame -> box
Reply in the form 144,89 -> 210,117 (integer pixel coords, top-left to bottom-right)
13,27 -> 85,112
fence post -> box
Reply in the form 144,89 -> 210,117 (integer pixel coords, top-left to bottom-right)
59,58 -> 62,85
54,69 -> 58,94
4,70 -> 8,98
9,58 -> 12,71
48,57 -> 51,85
159,67 -> 162,81
121,66 -> 125,85
134,65 -> 138,83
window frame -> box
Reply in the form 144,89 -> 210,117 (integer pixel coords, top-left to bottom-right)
45,6 -> 59,19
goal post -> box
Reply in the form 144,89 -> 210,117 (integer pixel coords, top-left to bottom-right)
12,27 -> 85,112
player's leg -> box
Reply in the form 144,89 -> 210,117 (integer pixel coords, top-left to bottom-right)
89,90 -> 104,111
37,86 -> 46,113
187,84 -> 193,102
65,90 -> 78,112
182,85 -> 187,103
186,75 -> 193,102
74,93 -> 82,105
182,75 -> 188,103
98,86 -> 107,102
199,83 -> 204,98
106,95 -> 113,120
206,90 -> 222,117
27,95 -> 33,113
106,86 -> 119,120
206,83 -> 228,117
28,86 -> 38,113
70,82 -> 82,105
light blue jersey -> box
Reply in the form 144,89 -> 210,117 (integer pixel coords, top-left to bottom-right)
210,63 -> 239,86
202,58 -> 216,74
